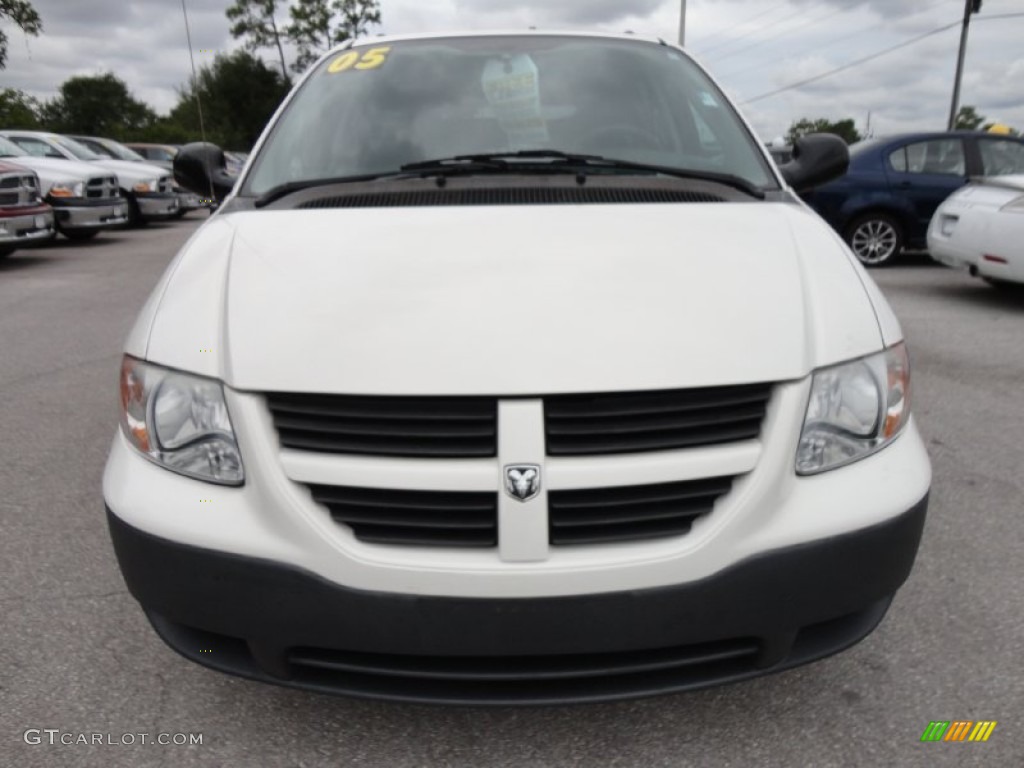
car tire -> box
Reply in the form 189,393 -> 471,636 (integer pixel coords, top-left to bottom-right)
845,214 -> 903,267
61,229 -> 100,241
0,246 -> 14,259
126,196 -> 147,228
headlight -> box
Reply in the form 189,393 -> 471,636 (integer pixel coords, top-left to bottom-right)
49,181 -> 85,198
796,343 -> 911,474
133,179 -> 158,193
119,356 -> 244,485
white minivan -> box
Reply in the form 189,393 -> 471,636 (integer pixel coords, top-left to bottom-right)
104,31 -> 931,705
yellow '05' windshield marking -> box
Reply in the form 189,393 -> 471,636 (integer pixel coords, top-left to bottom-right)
327,47 -> 391,74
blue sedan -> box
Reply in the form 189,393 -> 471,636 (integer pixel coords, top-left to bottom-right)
802,131 -> 1024,266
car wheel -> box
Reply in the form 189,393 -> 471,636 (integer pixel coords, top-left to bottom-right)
61,229 -> 100,241
846,214 -> 903,267
126,196 -> 146,228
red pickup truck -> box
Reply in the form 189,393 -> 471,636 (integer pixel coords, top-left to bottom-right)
0,159 -> 55,258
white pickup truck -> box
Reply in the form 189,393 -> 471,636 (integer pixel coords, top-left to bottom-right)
0,130 -> 177,226
0,136 -> 127,240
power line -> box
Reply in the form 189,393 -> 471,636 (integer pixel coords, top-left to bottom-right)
740,20 -> 963,104
738,9 -> 1024,105
707,6 -> 857,64
692,2 -> 791,49
717,0 -> 948,80
695,7 -> 806,56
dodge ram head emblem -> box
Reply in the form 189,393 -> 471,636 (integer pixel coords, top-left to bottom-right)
504,464 -> 541,502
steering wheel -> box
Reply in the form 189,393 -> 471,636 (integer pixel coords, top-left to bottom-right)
579,124 -> 662,152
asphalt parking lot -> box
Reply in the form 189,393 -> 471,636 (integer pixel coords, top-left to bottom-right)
1,220 -> 1022,768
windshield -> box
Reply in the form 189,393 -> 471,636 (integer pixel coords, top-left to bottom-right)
92,139 -> 146,161
0,136 -> 28,158
53,136 -> 104,161
245,35 -> 776,195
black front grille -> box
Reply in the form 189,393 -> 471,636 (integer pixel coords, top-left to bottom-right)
0,173 -> 38,206
266,393 -> 497,458
549,476 -> 733,545
308,484 -> 498,547
86,176 -> 118,199
298,186 -> 725,209
285,637 -> 759,703
544,384 -> 772,456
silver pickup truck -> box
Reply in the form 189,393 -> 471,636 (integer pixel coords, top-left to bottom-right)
0,136 -> 127,240
72,136 -> 205,217
0,131 -> 177,226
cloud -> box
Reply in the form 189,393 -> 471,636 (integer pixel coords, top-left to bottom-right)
454,0 -> 665,26
2,0 -> 1021,139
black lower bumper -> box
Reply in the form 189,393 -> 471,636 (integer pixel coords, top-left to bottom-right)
107,496 -> 927,705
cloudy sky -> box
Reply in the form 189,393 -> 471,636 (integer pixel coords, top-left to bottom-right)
3,0 -> 1023,141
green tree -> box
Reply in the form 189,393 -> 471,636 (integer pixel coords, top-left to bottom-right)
0,87 -> 41,128
226,0 -> 289,81
0,0 -> 42,69
169,50 -> 291,150
954,105 -> 985,131
40,73 -> 157,139
287,0 -> 381,73
785,117 -> 863,145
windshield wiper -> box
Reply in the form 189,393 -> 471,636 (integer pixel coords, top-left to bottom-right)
254,172 -> 405,207
255,158 -> 580,206
402,150 -> 766,199
255,150 -> 766,207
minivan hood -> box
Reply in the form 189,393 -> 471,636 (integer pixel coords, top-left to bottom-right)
143,203 -> 887,394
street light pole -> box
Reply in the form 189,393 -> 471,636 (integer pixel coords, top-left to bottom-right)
948,0 -> 980,130
679,0 -> 687,47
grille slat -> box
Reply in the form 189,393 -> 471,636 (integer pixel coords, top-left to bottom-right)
545,384 -> 771,456
546,403 -> 768,436
308,484 -> 498,547
547,421 -> 764,456
267,393 -> 497,458
276,431 -> 495,457
551,500 -> 710,528
547,390 -> 771,419
551,477 -> 733,510
549,477 -> 734,545
289,639 -> 757,683
272,412 -> 493,439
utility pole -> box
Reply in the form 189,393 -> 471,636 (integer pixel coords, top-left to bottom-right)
948,0 -> 982,130
678,0 -> 687,47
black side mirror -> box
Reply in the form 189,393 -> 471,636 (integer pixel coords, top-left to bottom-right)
779,133 -> 850,193
173,142 -> 236,202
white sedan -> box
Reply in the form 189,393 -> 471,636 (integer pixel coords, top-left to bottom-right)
928,175 -> 1024,288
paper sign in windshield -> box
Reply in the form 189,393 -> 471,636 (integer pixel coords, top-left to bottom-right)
481,55 -> 550,149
